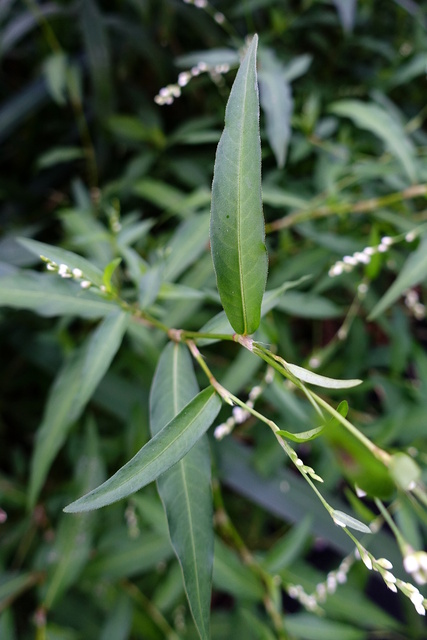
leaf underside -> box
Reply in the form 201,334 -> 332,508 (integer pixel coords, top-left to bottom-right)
150,342 -> 213,640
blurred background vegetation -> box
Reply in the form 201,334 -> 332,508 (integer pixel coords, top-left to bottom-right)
1,1 -> 427,638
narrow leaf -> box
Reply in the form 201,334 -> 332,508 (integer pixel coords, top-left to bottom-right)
0,271 -> 116,318
210,34 -> 268,335
64,387 -> 221,512
150,343 -> 213,640
277,426 -> 324,443
368,236 -> 427,320
29,311 -> 128,506
102,257 -> 122,292
330,100 -> 417,182
259,47 -> 293,168
331,509 -> 372,534
332,0 -> 358,33
285,362 -> 362,389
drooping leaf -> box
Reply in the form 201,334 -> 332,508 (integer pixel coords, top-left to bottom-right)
330,100 -> 417,182
0,271 -> 117,318
210,34 -> 268,335
29,311 -> 128,507
258,46 -> 293,168
284,362 -> 362,389
64,387 -> 221,513
150,342 -> 213,640
368,236 -> 427,320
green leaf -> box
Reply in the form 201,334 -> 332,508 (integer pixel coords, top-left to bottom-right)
331,509 -> 372,533
29,311 -> 128,506
277,426 -> 324,443
330,100 -> 417,182
210,34 -> 268,335
213,537 -> 264,601
259,47 -> 293,168
0,271 -> 116,318
64,387 -> 221,513
368,236 -> 427,320
102,257 -> 122,292
389,453 -> 421,491
150,342 -> 213,640
285,362 -> 362,389
43,52 -> 68,105
163,213 -> 210,282
37,147 -> 84,169
18,237 -> 105,287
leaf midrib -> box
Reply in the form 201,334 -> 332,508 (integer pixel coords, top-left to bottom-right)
236,51 -> 252,336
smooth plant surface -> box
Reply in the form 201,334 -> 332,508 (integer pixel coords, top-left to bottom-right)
1,2 -> 427,640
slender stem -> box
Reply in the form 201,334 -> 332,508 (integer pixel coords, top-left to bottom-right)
212,479 -> 288,639
121,580 -> 181,640
23,0 -> 98,190
374,498 -> 407,553
308,390 -> 391,465
265,183 -> 427,233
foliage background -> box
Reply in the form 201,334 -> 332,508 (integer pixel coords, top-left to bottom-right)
1,0 -> 427,638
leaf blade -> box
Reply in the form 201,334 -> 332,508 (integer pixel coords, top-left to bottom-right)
64,387 -> 221,513
150,343 -> 213,640
28,311 -> 128,507
210,34 -> 268,335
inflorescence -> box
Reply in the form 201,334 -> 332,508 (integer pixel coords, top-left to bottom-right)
287,544 -> 427,616
328,232 -> 417,278
41,256 -> 104,292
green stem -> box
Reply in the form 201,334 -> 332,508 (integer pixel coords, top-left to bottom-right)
121,580 -> 181,640
265,183 -> 427,233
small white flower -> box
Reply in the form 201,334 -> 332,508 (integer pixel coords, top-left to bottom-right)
80,280 -> 91,289
58,263 -> 69,276
327,574 -> 337,593
191,66 -> 201,76
386,582 -> 398,593
376,558 -> 393,570
383,570 -> 396,584
405,231 -> 416,243
46,263 -> 56,271
295,458 -> 304,467
381,236 -> 393,246
378,243 -> 388,253
363,246 -> 376,256
343,255 -> 358,266
404,554 -> 420,574
249,385 -> 262,401
72,268 -> 83,278
232,406 -> 249,424
360,550 -> 373,571
214,11 -> 225,23
214,424 -> 230,440
194,0 -> 207,7
178,71 -> 191,87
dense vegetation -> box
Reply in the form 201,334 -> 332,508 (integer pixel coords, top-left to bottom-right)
1,1 -> 427,639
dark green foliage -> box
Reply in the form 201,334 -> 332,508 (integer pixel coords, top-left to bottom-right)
1,2 -> 427,639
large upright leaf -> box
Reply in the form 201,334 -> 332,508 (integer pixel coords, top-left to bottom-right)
29,311 -> 128,507
64,387 -> 221,513
150,343 -> 213,640
210,34 -> 268,336
368,236 -> 427,319
330,100 -> 417,182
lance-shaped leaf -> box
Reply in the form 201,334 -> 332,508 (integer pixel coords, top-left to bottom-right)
150,343 -> 213,640
210,34 -> 268,336
64,387 -> 221,513
284,362 -> 362,389
29,311 -> 128,507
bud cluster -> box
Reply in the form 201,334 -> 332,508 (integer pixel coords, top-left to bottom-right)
328,230 -> 418,278
155,59 -> 231,106
214,367 -> 273,440
41,256 -> 103,292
